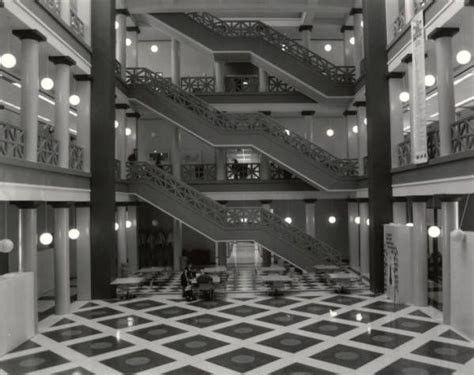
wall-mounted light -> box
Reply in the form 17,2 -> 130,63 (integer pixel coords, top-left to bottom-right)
354,216 -> 361,224
0,53 -> 17,69
424,74 -> 436,87
399,91 -> 410,103
150,44 -> 159,53
324,43 -> 332,52
68,228 -> 80,240
115,20 -> 119,30
428,225 -> 441,238
69,95 -> 80,106
115,222 -> 119,231
456,50 -> 471,65
125,128 -> 132,136
352,125 -> 359,134
366,218 -> 370,226
40,77 -> 54,91
115,120 -> 119,129
328,216 -> 336,224
406,222 -> 414,227
126,38 -> 132,47
326,129 -> 334,137
39,232 -> 53,246
126,220 -> 132,228
349,36 -> 355,45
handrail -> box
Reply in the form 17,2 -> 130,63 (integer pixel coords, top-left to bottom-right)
127,161 -> 343,265
451,115 -> 474,154
125,67 -> 358,177
181,76 -> 215,93
186,12 -> 355,84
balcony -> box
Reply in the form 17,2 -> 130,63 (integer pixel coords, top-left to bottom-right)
37,0 -> 85,40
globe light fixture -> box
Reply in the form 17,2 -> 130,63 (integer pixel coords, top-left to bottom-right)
360,20 -> 364,27
40,77 -> 54,91
0,239 -> 14,253
115,222 -> 119,231
406,222 -> 414,227
366,218 -> 370,226
326,128 -> 334,137
39,232 -> 53,246
126,38 -> 132,46
152,219 -> 159,227
324,43 -> 332,52
115,20 -> 119,30
114,120 -> 119,129
456,50 -> 472,65
328,216 -> 336,224
364,117 -> 367,125
126,220 -> 132,228
399,91 -> 410,102
284,217 -> 292,224
125,127 -> 132,136
428,225 -> 441,238
68,228 -> 80,240
354,216 -> 361,224
69,94 -> 80,106
352,125 -> 359,134
424,74 -> 436,87
349,36 -> 355,45
0,53 -> 17,69
150,44 -> 159,53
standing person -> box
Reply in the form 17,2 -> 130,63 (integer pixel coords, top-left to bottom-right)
180,263 -> 196,301
128,148 -> 138,162
231,159 -> 240,179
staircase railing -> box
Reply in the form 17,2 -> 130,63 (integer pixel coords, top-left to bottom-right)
451,115 -> 474,154
127,161 -> 343,265
0,122 -> 24,159
186,12 -> 355,84
126,67 -> 358,177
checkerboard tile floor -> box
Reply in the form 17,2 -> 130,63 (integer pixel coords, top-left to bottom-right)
1,292 -> 473,374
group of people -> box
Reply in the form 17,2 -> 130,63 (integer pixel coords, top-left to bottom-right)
180,263 -> 214,301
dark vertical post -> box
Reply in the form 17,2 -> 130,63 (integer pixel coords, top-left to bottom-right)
90,0 -> 117,298
363,0 -> 393,293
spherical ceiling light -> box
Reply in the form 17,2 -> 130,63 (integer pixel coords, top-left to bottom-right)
69,94 -> 80,106
114,120 -> 119,129
115,222 -> 119,231
0,239 -> 14,253
40,77 -> 54,91
424,74 -> 436,87
406,222 -> 414,227
39,232 -> 53,246
125,127 -> 132,136
349,36 -> 355,45
456,50 -> 472,65
399,91 -> 410,103
326,128 -> 334,137
126,220 -> 132,228
284,216 -> 292,224
150,44 -> 159,53
364,117 -> 367,125
324,43 -> 332,52
126,38 -> 132,46
1,53 -> 17,69
428,225 -> 441,238
360,20 -> 364,27
115,20 -> 119,30
366,218 -> 370,226
68,228 -> 80,240
352,125 -> 359,134
152,219 -> 159,227
328,216 -> 336,224
354,216 -> 361,224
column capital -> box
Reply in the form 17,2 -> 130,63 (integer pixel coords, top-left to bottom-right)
126,26 -> 141,34
74,202 -> 92,207
410,195 -> 431,202
115,8 -> 130,16
391,197 -> 407,202
355,198 -> 369,203
115,103 -> 130,110
49,202 -> 73,208
301,110 -> 315,116
350,8 -> 363,15
217,200 -> 228,205
74,74 -> 93,81
386,72 -> 405,79
346,198 -> 359,203
438,195 -> 463,202
343,110 -> 357,116
303,199 -> 317,204
401,53 -> 412,64
260,200 -> 272,205
126,112 -> 141,118
12,29 -> 46,42
115,201 -> 140,207
353,101 -> 366,107
10,201 -> 41,209
298,25 -> 313,32
260,111 -> 272,116
428,27 -> 460,40
340,25 -> 354,33
49,56 -> 76,66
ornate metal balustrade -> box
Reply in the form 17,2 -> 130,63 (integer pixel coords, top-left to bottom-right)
0,122 -> 24,159
393,8 -> 406,37
397,129 -> 440,167
69,144 -> 83,170
397,139 -> 411,167
268,76 -> 296,93
182,164 -> 216,182
125,68 -> 358,177
127,161 -> 343,264
427,129 -> 440,160
225,75 -> 259,92
37,0 -> 61,18
37,135 -> 59,166
70,8 -> 85,38
186,12 -> 355,83
226,162 -> 260,180
363,156 -> 368,176
181,77 -> 215,93
451,115 -> 474,154
270,162 -> 296,180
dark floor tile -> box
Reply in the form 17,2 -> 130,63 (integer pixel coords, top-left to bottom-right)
188,299 -> 232,309
270,362 -> 336,375
101,349 -> 174,373
292,303 -> 341,316
68,335 -> 133,357
220,305 -> 268,317
42,325 -> 102,343
80,302 -> 99,309
336,309 -> 386,324
233,297 -> 256,301
301,320 -> 357,337
8,340 -> 41,354
311,343 -> 382,370
178,313 -> 230,328
164,334 -> 228,356
0,350 -> 69,374
74,307 -> 122,320
98,315 -> 152,329
382,317 -> 438,333
409,309 -> 432,318
412,340 -> 474,364
128,324 -> 186,341
351,329 -> 413,349
439,329 -> 469,342
258,332 -> 321,353
208,347 -> 279,373
362,301 -> 408,313
256,297 -> 300,308
147,306 -> 196,319
164,365 -> 211,375
257,312 -> 309,327
52,318 -> 76,327
52,367 -> 94,375
375,358 -> 455,375
120,299 -> 165,310
215,322 -> 272,340
320,295 -> 365,305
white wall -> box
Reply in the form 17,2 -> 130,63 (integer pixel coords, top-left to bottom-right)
309,40 -> 345,66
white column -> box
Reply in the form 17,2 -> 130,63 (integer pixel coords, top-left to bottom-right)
341,25 -> 355,66
348,201 -> 360,270
126,112 -> 139,159
126,27 -> 140,68
116,206 -> 127,275
388,73 -> 405,168
304,199 -> 316,237
216,148 -> 226,181
393,200 -> 407,224
115,10 -> 127,78
171,125 -> 183,270
75,75 -> 91,172
344,110 -> 359,159
299,25 -> 313,49
260,155 -> 270,180
302,111 -> 315,142
171,39 -> 181,86
126,206 -> 138,273
13,30 -> 46,163
258,68 -> 268,92
60,0 -> 71,25
440,198 -> 459,324
404,0 -> 415,24
261,201 -> 272,267
76,206 -> 91,300
359,201 -> 369,276
54,206 -> 70,315
355,103 -> 367,176
429,28 -> 459,157
352,7 -> 364,77
412,199 -> 428,306
115,104 -> 128,179
214,61 -> 225,92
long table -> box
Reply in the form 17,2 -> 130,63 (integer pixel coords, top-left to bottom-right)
261,275 -> 294,296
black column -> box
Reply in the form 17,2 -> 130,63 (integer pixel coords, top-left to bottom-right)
90,0 -> 117,298
363,0 -> 393,293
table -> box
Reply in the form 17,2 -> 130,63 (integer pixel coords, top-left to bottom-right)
261,275 -> 294,296
111,277 -> 144,299
203,266 -> 227,273
327,273 -> 359,292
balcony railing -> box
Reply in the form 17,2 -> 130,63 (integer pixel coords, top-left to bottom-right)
0,122 -> 24,159
270,162 -> 296,180
181,76 -> 215,93
69,144 -> 84,170
115,60 -> 122,79
37,1 -> 84,40
37,0 -> 60,17
451,116 -> 474,154
181,164 -> 217,181
268,76 -> 296,93
225,75 -> 259,93
226,162 -> 261,180
37,135 -> 59,166
70,8 -> 85,39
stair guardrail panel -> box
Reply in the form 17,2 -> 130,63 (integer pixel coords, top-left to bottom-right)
186,12 -> 355,84
181,76 -> 216,93
451,115 -> 474,154
127,162 -> 343,265
37,135 -> 59,166
69,144 -> 84,170
126,68 -> 359,177
0,122 -> 25,159
182,163 -> 217,181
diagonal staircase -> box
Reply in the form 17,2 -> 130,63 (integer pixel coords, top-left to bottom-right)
124,67 -> 359,191
127,162 -> 344,272
148,12 -> 355,105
